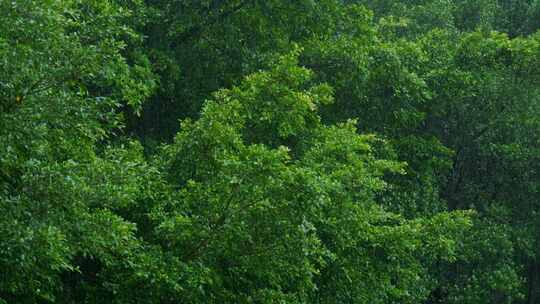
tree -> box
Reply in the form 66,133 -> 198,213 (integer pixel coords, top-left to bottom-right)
0,0 -> 155,302
2,0 -> 540,303
150,51 -> 472,303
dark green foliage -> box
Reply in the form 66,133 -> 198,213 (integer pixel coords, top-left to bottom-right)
1,0 -> 540,303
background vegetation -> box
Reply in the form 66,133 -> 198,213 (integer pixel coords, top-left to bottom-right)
1,0 -> 540,303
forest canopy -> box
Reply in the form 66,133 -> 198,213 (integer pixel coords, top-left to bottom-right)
1,0 -> 540,303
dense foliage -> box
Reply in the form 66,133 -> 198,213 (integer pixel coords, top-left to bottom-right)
1,0 -> 539,303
